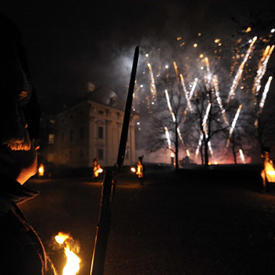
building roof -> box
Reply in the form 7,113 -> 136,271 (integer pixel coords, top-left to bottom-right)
87,86 -> 125,110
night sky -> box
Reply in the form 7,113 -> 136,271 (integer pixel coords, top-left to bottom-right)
1,1 -> 275,113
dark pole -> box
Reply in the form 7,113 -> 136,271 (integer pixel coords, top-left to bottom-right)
90,46 -> 139,275
90,170 -> 113,275
116,46 -> 139,169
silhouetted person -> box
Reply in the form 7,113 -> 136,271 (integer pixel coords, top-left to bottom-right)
0,13 -> 56,274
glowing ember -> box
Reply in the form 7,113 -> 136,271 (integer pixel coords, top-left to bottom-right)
38,163 -> 45,177
55,232 -> 81,275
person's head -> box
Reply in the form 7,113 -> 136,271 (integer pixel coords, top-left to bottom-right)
0,14 -> 40,184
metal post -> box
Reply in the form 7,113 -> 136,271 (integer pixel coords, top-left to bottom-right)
116,46 -> 139,169
90,46 -> 139,275
90,170 -> 112,275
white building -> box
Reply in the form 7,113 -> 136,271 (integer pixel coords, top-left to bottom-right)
52,88 -> 137,168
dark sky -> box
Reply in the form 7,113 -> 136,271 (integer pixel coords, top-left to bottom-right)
1,0 -> 275,112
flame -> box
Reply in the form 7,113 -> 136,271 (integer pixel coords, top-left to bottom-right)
130,167 -> 136,173
264,161 -> 275,182
55,232 -> 81,275
136,162 -> 143,178
93,165 -> 103,178
97,168 -> 103,173
38,163 -> 45,177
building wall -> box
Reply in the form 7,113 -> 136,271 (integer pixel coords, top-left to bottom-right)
54,102 -> 90,167
53,100 -> 137,168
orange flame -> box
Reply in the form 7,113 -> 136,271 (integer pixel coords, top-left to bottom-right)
94,165 -> 103,178
38,163 -> 45,177
55,232 -> 81,275
264,162 -> 275,182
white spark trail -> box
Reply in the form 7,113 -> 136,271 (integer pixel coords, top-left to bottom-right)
259,76 -> 273,110
239,149 -> 246,164
227,36 -> 257,103
177,127 -> 184,145
164,89 -> 176,122
212,75 -> 229,125
147,63 -> 157,99
180,74 -> 193,112
255,76 -> 273,127
189,78 -> 198,100
195,103 -> 213,157
226,104 -> 242,148
164,126 -> 172,149
252,45 -> 274,96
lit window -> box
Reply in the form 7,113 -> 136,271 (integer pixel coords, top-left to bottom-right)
48,134 -> 55,144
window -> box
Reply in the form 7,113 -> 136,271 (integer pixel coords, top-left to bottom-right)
98,149 -> 104,160
98,110 -> 104,115
98,126 -> 103,139
48,134 -> 55,144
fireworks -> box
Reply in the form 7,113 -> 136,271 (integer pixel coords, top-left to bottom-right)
227,36 -> 257,103
164,89 -> 176,122
133,26 -> 274,164
259,76 -> 273,110
252,45 -> 274,96
147,63 -> 157,99
180,74 -> 193,112
164,126 -> 172,150
226,104 -> 242,148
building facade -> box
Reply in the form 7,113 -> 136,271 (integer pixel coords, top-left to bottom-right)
52,95 -> 137,168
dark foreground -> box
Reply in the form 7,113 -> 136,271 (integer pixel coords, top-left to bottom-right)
21,165 -> 275,275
